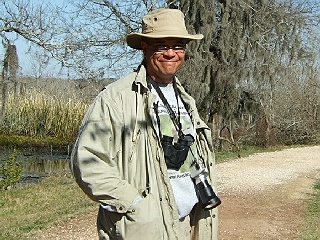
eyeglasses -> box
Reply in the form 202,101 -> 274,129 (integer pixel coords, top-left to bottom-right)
153,45 -> 186,53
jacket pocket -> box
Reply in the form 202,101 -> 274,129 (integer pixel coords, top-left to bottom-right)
124,193 -> 162,239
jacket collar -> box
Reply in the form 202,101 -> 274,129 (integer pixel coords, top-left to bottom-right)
133,64 -> 148,89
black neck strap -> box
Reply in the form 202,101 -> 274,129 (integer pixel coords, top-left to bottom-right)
147,76 -> 184,138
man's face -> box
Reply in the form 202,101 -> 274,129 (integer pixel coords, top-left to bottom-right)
141,38 -> 187,84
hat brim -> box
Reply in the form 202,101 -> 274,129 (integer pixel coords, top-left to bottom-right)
126,32 -> 204,50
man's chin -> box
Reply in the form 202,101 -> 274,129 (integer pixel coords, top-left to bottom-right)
162,67 -> 179,76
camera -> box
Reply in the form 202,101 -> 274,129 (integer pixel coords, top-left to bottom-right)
161,134 -> 194,170
190,161 -> 221,210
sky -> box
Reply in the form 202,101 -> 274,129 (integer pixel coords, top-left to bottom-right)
0,0 -> 76,79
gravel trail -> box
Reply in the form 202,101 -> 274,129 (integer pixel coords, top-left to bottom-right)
217,146 -> 320,193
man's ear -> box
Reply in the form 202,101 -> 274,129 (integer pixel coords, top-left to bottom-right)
141,41 -> 148,54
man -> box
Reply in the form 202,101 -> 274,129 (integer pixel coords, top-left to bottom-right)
70,8 -> 219,240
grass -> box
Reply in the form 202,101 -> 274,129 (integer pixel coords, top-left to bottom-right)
0,89 -> 89,142
0,174 -> 97,240
300,181 -> 320,239
0,133 -> 68,147
214,144 -> 287,163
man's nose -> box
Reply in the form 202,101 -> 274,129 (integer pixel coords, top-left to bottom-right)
163,48 -> 176,57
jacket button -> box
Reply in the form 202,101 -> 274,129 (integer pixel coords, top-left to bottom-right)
159,197 -> 162,201
119,207 -> 123,211
197,121 -> 201,125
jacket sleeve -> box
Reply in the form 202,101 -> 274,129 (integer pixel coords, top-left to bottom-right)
70,94 -> 139,213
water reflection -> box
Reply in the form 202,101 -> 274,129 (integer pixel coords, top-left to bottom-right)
0,145 -> 71,183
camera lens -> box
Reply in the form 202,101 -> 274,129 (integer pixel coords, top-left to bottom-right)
195,176 -> 221,210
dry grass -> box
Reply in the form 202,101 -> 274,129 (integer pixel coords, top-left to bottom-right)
0,89 -> 89,141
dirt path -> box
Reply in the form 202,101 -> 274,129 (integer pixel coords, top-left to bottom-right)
30,146 -> 320,239
217,146 -> 320,239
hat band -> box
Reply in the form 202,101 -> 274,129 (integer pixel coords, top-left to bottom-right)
143,29 -> 190,36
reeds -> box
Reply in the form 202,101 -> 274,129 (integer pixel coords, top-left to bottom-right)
0,89 -> 89,141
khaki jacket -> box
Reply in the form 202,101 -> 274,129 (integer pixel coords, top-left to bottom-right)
70,65 -> 218,240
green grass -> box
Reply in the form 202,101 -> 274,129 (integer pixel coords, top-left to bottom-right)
0,174 -> 97,240
300,181 -> 320,239
0,133 -> 69,147
215,144 -> 286,163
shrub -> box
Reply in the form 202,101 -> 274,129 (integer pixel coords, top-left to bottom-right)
0,149 -> 23,190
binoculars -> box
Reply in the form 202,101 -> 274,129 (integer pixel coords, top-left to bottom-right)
161,134 -> 194,170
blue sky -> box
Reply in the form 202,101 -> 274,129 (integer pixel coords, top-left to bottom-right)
0,0 -> 75,78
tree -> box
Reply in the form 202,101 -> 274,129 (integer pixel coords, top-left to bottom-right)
1,0 -> 164,78
53,0 -> 168,78
0,37 -> 19,118
177,0 -> 319,148
1,0 -> 60,118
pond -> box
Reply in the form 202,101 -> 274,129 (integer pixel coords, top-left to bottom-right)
0,145 -> 71,183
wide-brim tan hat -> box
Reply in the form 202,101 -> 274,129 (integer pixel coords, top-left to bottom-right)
126,8 -> 203,49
